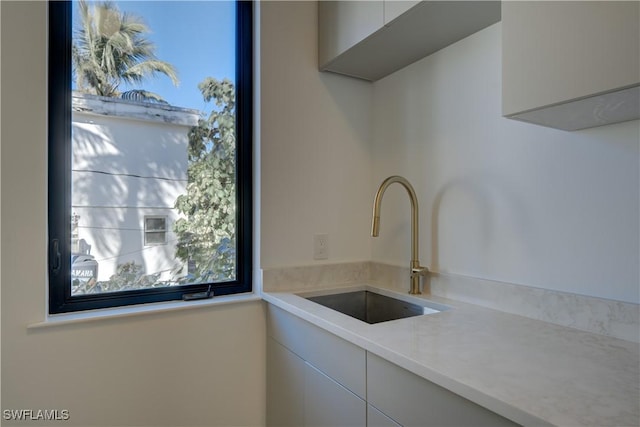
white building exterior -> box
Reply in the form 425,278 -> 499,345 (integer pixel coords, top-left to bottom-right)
72,92 -> 200,282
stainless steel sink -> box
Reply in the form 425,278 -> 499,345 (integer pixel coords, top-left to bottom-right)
306,290 -> 444,324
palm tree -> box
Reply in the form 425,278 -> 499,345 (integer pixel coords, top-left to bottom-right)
73,0 -> 179,100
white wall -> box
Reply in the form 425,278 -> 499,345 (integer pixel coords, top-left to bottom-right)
370,23 -> 639,304
1,2 -> 265,426
259,2 -> 639,305
260,1 -> 373,269
73,101 -> 194,281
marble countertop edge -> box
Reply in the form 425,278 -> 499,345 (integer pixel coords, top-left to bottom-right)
261,282 -> 639,427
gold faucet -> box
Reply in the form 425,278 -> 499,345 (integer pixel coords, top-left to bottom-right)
371,176 -> 429,295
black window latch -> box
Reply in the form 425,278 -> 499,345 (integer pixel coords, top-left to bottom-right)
50,239 -> 61,275
182,285 -> 214,301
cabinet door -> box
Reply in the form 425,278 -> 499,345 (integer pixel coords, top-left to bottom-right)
304,362 -> 366,427
383,0 -> 421,25
267,304 -> 366,399
318,1 -> 384,68
502,1 -> 640,130
318,0 -> 500,81
368,404 -> 401,427
367,353 -> 519,427
267,338 -> 305,427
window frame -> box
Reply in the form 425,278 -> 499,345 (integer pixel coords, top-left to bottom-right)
48,0 -> 253,314
143,215 -> 168,246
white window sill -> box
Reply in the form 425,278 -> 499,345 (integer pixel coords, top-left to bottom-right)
28,292 -> 262,329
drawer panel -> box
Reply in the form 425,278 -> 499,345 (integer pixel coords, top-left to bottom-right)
267,338 -> 305,427
368,404 -> 401,427
367,352 -> 519,427
267,304 -> 366,398
304,362 -> 366,426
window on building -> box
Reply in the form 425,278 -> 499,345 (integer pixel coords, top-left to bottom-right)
144,216 -> 168,246
48,0 -> 253,313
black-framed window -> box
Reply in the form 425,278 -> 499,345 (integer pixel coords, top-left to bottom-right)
48,0 -> 253,313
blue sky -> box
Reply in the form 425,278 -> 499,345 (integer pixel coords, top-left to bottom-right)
74,1 -> 237,111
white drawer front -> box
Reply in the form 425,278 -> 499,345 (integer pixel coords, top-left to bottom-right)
367,352 -> 519,427
267,304 -> 366,398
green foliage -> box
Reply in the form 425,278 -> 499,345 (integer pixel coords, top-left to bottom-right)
174,78 -> 237,283
72,0 -> 178,99
72,261 -> 163,295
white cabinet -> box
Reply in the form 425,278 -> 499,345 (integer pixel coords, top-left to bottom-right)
267,304 -> 365,398
502,1 -> 640,131
267,304 -> 520,427
367,353 -> 519,427
318,1 -> 384,70
267,339 -> 305,427
318,1 -> 501,81
368,404 -> 401,427
267,338 -> 366,427
383,1 -> 421,25
266,305 -> 366,427
304,362 -> 366,426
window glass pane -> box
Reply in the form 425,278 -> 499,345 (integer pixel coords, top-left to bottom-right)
145,232 -> 167,245
145,217 -> 166,232
71,0 -> 238,295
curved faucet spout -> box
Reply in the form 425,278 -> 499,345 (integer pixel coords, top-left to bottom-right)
371,176 -> 427,295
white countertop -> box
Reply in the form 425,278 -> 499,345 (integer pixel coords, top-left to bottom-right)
262,283 -> 640,427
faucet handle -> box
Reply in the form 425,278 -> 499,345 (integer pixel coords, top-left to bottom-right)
411,266 -> 429,277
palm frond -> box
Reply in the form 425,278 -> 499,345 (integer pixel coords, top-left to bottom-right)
124,60 -> 179,86
72,0 -> 179,99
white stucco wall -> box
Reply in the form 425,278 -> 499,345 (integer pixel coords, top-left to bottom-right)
72,94 -> 198,282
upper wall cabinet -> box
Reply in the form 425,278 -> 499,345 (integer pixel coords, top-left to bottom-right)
318,1 -> 501,81
502,1 -> 640,131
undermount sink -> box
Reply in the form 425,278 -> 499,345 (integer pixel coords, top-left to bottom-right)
305,289 -> 447,324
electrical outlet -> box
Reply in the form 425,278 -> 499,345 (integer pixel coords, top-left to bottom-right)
313,233 -> 329,260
